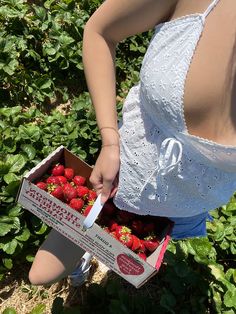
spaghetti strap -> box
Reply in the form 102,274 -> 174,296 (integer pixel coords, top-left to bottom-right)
202,0 -> 221,18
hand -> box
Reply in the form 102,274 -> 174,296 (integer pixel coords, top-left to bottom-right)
89,145 -> 120,204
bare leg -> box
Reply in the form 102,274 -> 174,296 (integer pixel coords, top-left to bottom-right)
29,229 -> 86,286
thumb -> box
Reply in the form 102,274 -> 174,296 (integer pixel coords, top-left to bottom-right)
101,181 -> 112,205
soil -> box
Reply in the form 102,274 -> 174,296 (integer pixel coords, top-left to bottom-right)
0,259 -> 110,314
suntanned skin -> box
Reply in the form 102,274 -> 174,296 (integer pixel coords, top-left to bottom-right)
176,0 -> 236,146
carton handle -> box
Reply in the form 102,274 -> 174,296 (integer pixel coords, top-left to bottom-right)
82,194 -> 103,231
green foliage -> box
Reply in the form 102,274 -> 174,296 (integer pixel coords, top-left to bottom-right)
2,308 -> 17,314
0,0 -> 88,105
28,304 -> 46,314
0,1 -> 235,313
0,0 -> 149,107
51,297 -> 81,314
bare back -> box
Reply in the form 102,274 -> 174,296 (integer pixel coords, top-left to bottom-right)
169,0 -> 236,145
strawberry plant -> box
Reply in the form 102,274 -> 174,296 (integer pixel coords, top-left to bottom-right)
0,1 -> 235,313
0,0 -> 150,108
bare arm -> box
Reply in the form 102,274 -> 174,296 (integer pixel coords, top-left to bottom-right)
82,0 -> 177,202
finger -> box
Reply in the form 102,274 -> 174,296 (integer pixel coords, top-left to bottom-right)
101,180 -> 113,204
109,186 -> 118,198
89,173 -> 102,191
95,187 -> 103,197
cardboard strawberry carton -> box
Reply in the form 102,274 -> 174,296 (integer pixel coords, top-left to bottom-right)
17,146 -> 173,288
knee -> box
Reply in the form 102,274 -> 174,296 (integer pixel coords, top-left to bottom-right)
28,267 -> 48,286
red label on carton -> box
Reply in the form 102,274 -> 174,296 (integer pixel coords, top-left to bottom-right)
117,253 -> 144,275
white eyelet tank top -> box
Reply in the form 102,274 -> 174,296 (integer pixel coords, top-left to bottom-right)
113,0 -> 236,217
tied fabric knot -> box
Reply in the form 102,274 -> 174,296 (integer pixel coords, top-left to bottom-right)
139,137 -> 183,201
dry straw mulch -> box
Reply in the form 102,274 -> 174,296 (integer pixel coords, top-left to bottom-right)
0,259 -> 110,314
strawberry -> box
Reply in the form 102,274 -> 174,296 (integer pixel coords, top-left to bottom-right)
63,183 -> 77,202
118,233 -> 133,248
108,220 -> 118,232
103,227 -> 110,233
46,176 -> 60,185
69,198 -> 84,212
36,182 -> 47,190
57,175 -> 67,185
110,231 -> 118,239
139,240 -> 147,253
131,235 -> 141,252
76,186 -> 89,199
137,252 -> 147,261
63,182 -> 73,189
143,236 -> 160,252
64,168 -> 74,180
52,164 -> 64,176
131,220 -> 144,235
117,210 -> 135,223
87,190 -> 97,202
51,186 -> 64,200
116,225 -> 132,238
73,175 -> 86,186
83,205 -> 92,216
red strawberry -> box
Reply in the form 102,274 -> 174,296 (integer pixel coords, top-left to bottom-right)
57,176 -> 67,185
131,220 -> 144,235
117,210 -> 135,223
64,168 -> 74,180
87,190 -> 97,202
116,225 -> 132,238
76,186 -> 89,199
63,182 -> 73,189
131,235 -> 141,252
52,164 -> 65,176
73,175 -> 86,186
51,186 -> 64,200
69,198 -> 84,212
103,227 -> 110,233
63,183 -> 77,202
102,201 -> 116,216
46,176 -> 60,185
143,236 -> 160,252
36,182 -> 47,190
137,252 -> 147,261
83,205 -> 92,216
108,220 -> 118,232
139,240 -> 147,253
118,233 -> 133,248
110,231 -> 118,239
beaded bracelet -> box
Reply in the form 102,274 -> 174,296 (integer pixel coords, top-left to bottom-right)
99,126 -> 120,137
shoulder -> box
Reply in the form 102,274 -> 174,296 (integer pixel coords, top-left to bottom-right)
85,0 -> 179,43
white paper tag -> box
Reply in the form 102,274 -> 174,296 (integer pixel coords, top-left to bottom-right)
82,194 -> 103,230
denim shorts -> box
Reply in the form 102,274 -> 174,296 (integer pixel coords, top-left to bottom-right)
169,212 -> 213,240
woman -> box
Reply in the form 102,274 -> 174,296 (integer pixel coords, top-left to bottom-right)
29,0 -> 236,286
